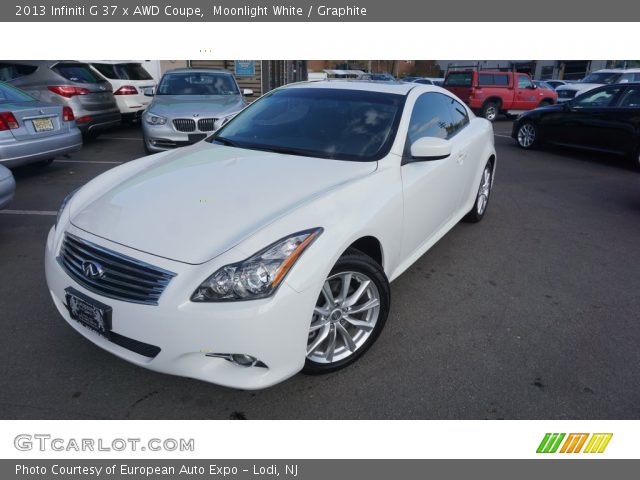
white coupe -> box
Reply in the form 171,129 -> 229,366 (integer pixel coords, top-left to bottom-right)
45,81 -> 496,389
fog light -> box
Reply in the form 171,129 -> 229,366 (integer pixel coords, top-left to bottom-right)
205,352 -> 267,368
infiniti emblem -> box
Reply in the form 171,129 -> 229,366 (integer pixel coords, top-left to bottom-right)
82,260 -> 105,279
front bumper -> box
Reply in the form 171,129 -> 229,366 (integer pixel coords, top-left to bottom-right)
45,226 -> 319,389
0,129 -> 82,168
142,122 -> 213,153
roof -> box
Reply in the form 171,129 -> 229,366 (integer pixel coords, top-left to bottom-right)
283,79 -> 432,95
163,68 -> 232,74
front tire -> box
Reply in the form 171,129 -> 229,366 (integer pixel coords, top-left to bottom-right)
303,250 -> 390,375
463,160 -> 493,223
516,122 -> 538,149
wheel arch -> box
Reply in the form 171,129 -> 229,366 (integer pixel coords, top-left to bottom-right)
342,235 -> 384,268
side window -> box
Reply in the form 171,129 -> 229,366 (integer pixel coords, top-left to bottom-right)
493,74 -> 509,86
616,87 -> 640,107
518,75 -> 533,89
447,97 -> 470,136
573,87 -> 621,108
0,63 -> 37,82
406,93 -> 452,148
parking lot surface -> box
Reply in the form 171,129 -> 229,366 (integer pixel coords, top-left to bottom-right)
1,121 -> 639,419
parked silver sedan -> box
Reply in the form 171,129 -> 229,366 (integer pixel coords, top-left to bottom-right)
142,68 -> 252,153
0,164 -> 15,209
0,82 -> 82,168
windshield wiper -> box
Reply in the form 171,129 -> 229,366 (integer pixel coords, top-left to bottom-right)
213,136 -> 240,147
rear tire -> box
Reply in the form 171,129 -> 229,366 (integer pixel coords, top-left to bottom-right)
303,249 -> 390,375
481,101 -> 500,122
538,99 -> 552,108
463,160 -> 493,223
631,147 -> 640,172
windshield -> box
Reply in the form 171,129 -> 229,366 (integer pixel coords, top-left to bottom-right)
0,82 -> 35,103
581,72 -> 622,84
157,72 -> 239,95
92,63 -> 153,81
208,87 -> 406,162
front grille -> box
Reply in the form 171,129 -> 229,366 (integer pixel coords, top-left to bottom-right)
58,233 -> 176,306
197,118 -> 216,132
173,118 -> 196,132
558,90 -> 577,99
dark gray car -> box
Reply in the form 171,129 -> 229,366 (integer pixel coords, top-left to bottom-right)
0,61 -> 121,136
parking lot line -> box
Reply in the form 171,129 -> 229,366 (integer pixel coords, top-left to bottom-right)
56,159 -> 124,165
0,209 -> 57,216
99,137 -> 141,141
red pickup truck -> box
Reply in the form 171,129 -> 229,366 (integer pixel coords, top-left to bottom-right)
443,70 -> 557,121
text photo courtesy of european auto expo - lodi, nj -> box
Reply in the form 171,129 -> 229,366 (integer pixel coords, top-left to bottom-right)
1,59 -> 640,419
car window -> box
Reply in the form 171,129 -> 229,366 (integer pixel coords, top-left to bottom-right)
0,82 -> 35,103
92,63 -> 153,81
53,63 -> 103,84
158,72 -> 240,95
616,87 -> 640,107
478,74 -> 509,86
447,97 -> 470,136
0,62 -> 37,81
445,72 -> 472,87
581,72 -> 622,84
210,87 -> 406,162
518,76 -> 533,89
414,79 -> 433,85
573,87 -> 621,108
406,92 -> 453,147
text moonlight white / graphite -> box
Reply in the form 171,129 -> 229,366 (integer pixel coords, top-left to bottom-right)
212,4 -> 367,18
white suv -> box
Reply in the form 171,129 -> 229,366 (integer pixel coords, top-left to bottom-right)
90,62 -> 157,122
556,68 -> 640,102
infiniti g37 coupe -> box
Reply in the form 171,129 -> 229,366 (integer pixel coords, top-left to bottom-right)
46,81 -> 496,389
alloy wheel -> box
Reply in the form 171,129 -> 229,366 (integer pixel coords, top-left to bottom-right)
517,123 -> 536,148
477,165 -> 492,215
307,271 -> 381,364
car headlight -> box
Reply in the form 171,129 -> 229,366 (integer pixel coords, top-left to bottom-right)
192,228 -> 323,302
55,188 -> 78,229
214,112 -> 239,130
144,112 -> 167,126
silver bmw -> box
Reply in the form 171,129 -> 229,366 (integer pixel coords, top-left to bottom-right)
142,68 -> 253,153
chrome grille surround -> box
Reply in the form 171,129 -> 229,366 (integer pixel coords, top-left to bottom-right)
57,233 -> 176,306
173,118 -> 196,132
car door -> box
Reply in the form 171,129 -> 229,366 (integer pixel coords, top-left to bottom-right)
602,85 -> 640,155
561,85 -> 624,150
513,74 -> 538,110
400,92 -> 469,259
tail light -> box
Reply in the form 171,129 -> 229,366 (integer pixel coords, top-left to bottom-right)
75,116 -> 92,124
113,85 -> 138,95
47,86 -> 90,98
62,106 -> 75,122
0,112 -> 19,131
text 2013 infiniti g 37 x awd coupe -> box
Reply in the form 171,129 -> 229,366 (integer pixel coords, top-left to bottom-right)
45,81 -> 496,389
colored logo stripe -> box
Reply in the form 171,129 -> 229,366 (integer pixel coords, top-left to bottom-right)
537,433 -> 613,453
537,433 -> 566,453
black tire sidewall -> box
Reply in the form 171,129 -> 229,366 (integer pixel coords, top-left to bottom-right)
302,251 -> 390,375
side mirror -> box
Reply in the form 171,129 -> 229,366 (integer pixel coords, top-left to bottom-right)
530,84 -> 538,89
243,89 -> 254,96
409,137 -> 452,162
143,87 -> 155,97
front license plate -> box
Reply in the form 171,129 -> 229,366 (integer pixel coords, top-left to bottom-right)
188,133 -> 207,144
32,117 -> 54,132
65,287 -> 112,337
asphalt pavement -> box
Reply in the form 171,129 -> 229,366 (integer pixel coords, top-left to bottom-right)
1,121 -> 639,419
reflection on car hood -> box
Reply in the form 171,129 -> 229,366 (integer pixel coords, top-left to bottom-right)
147,95 -> 246,118
556,83 -> 602,92
71,142 -> 377,264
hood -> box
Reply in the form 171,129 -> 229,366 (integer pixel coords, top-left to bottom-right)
71,142 -> 377,264
148,95 -> 246,118
557,83 -> 601,92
